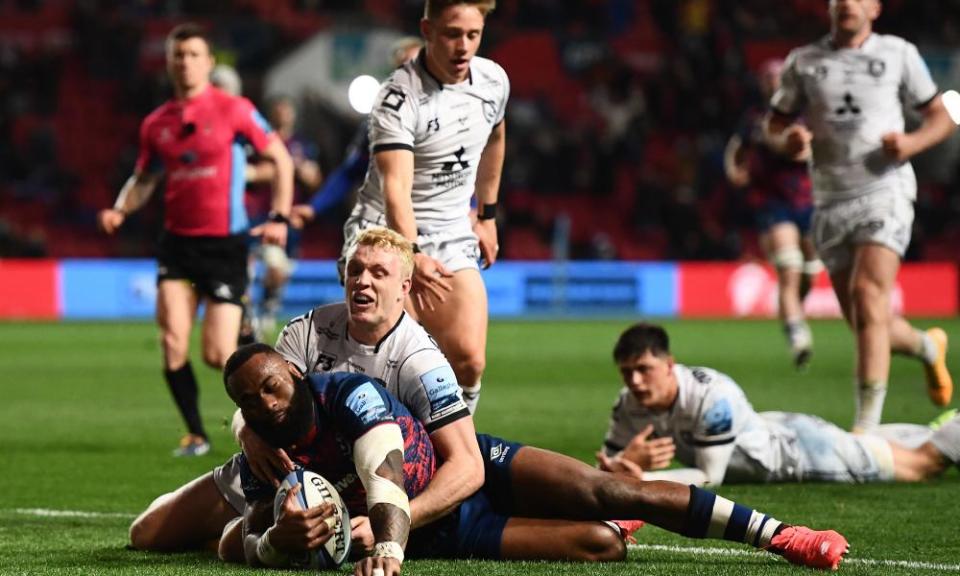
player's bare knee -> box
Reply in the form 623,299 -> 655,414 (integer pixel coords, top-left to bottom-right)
128,513 -> 159,550
217,516 -> 245,563
202,348 -> 229,369
574,523 -> 627,562
453,354 -> 485,386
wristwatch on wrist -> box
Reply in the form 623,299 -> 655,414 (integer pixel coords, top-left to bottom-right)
267,211 -> 290,225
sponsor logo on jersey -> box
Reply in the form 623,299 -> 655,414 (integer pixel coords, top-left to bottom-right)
345,382 -> 389,425
703,398 -> 733,435
489,442 -> 511,463
420,366 -> 460,414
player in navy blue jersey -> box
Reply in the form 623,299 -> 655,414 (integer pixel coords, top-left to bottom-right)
225,343 -> 850,572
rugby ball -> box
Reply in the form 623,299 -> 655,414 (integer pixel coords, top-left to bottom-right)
273,469 -> 352,569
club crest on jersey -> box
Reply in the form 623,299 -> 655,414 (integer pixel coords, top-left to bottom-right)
868,59 -> 886,78
314,353 -> 337,372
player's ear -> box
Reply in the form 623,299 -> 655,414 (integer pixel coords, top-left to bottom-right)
286,361 -> 304,379
869,0 -> 882,19
419,17 -> 431,40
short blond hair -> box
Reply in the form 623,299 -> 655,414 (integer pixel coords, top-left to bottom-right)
424,0 -> 496,20
352,228 -> 415,278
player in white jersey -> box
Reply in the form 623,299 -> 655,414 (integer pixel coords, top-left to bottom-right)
765,0 -> 956,432
341,0 -> 509,413
128,228 -> 484,560
597,323 -> 960,487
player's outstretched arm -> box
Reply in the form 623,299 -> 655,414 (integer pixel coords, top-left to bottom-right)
408,417 -> 484,529
723,134 -> 751,188
353,424 -> 409,576
97,172 -> 160,234
473,120 -> 505,268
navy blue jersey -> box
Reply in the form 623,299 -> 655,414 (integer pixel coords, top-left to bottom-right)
240,372 -> 436,515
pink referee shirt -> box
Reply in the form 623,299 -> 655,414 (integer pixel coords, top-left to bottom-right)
135,85 -> 272,236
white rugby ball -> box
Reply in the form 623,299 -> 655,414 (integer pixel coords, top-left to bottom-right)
274,469 -> 352,569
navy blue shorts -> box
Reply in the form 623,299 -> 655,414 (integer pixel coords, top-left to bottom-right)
407,433 -> 525,560
756,200 -> 813,234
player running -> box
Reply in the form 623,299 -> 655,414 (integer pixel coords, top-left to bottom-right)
226,344 -> 850,572
725,59 -> 819,368
342,0 -> 508,413
598,323 -> 960,487
765,0 -> 956,431
97,23 -> 293,456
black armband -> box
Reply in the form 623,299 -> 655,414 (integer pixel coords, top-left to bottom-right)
267,211 -> 290,225
478,202 -> 497,220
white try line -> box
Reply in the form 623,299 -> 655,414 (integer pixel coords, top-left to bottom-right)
7,510 -> 959,573
630,543 -> 960,573
10,508 -> 136,519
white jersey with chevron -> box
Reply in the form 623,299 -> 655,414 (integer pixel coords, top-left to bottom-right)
602,363 -> 891,484
771,34 -> 938,203
354,52 -> 510,231
275,303 -> 469,433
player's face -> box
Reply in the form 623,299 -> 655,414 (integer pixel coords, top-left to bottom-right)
617,352 -> 678,411
344,244 -> 412,331
270,100 -> 296,132
167,37 -> 214,94
228,353 -> 315,448
420,4 -> 485,84
829,0 -> 881,37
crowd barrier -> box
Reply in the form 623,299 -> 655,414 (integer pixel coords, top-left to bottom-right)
0,259 -> 955,320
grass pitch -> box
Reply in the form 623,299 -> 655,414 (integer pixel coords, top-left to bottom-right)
0,318 -> 958,575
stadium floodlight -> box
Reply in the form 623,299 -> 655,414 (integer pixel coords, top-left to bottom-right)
943,90 -> 960,125
348,74 -> 381,114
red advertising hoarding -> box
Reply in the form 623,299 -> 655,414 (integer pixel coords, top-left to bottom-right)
679,262 -> 957,318
0,260 -> 60,319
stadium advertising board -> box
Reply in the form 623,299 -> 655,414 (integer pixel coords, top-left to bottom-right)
0,260 -> 954,319
679,262 -> 957,318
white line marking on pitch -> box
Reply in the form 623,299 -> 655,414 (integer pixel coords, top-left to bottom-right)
10,508 -> 135,519
7,511 -> 959,572
630,544 -> 960,573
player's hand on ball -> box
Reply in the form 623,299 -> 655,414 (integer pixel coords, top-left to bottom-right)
623,424 -> 676,470
239,425 -> 294,486
272,485 -> 337,552
881,132 -> 914,162
411,253 -> 454,311
355,555 -> 402,576
97,209 -> 125,234
349,516 -> 375,555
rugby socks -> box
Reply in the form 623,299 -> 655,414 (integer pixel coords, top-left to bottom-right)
784,320 -> 812,351
683,486 -> 783,548
914,329 -> 939,365
461,381 -> 481,414
164,362 -> 207,439
853,379 -> 887,433
929,412 -> 960,465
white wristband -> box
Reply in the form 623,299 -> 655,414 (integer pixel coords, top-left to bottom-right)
255,527 -> 289,567
373,541 -> 404,563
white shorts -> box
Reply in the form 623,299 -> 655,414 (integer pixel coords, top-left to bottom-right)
812,189 -> 914,274
765,412 -> 894,483
340,212 -> 480,278
212,453 -> 246,514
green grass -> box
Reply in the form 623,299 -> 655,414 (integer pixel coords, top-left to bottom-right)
0,319 -> 958,575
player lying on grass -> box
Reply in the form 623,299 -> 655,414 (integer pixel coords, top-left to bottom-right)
224,343 -> 850,572
598,323 -> 960,486
128,228 -> 485,559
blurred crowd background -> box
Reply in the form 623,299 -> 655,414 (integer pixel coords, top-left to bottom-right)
2,0 -> 960,262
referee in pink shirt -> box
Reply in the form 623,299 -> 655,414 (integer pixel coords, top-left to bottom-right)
98,23 -> 293,456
